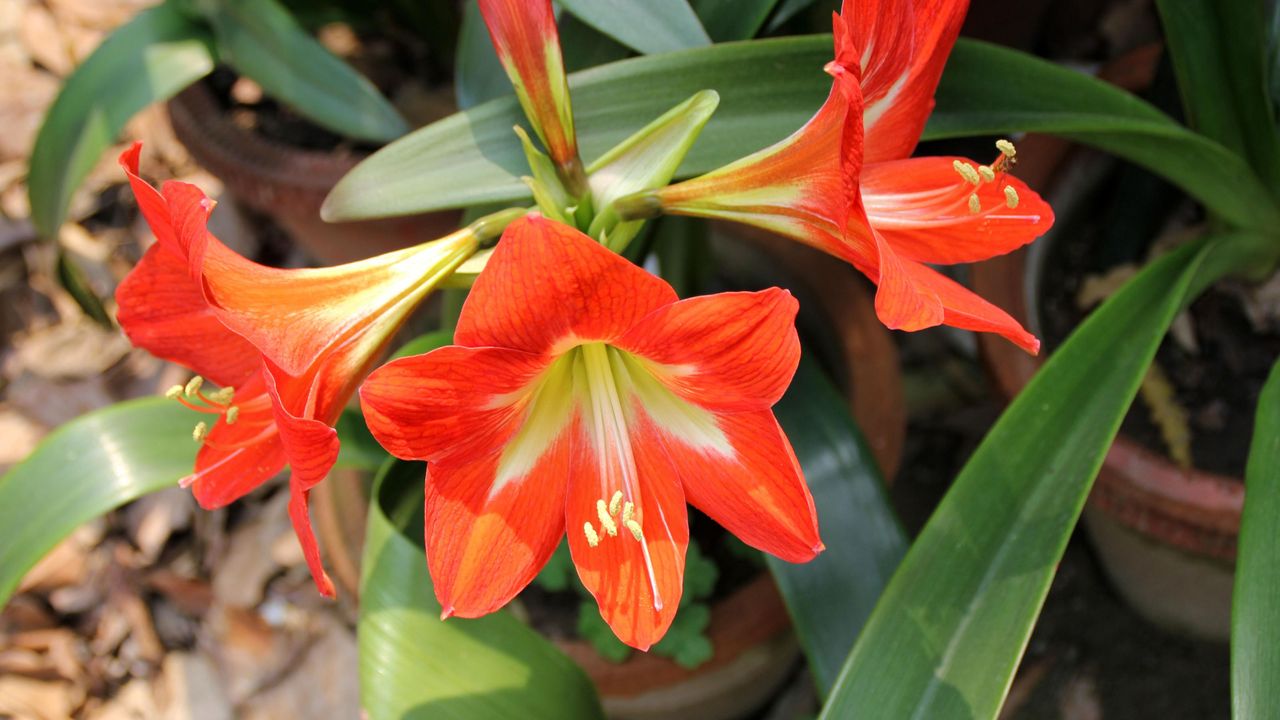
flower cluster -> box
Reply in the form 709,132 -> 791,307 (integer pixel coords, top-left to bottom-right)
116,0 -> 1050,648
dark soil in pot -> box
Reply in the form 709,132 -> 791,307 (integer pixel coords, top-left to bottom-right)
1034,162 -> 1280,479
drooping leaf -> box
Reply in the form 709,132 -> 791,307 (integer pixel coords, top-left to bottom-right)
27,1 -> 215,238
0,398 -> 197,607
1232,359 -> 1280,719
928,39 -> 1280,230
769,357 -> 907,695
358,458 -> 605,720
818,239 -> 1216,720
558,0 -> 710,55
200,0 -> 408,142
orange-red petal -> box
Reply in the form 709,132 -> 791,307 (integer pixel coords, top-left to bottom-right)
615,289 -> 801,412
187,372 -> 286,508
455,215 -> 677,354
894,256 -> 1039,353
115,244 -> 259,388
669,410 -> 821,563
861,156 -> 1054,264
841,0 -> 968,163
262,362 -> 341,598
360,345 -> 553,463
426,438 -> 571,618
566,415 -> 688,651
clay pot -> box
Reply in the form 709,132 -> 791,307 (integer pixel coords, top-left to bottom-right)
972,43 -> 1240,640
167,80 -> 461,264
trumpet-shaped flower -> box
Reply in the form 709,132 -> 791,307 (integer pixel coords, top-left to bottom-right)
620,0 -> 1053,354
116,143 -> 489,596
478,0 -> 584,191
359,215 -> 822,649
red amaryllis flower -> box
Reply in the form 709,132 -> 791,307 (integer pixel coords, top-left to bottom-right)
359,215 -> 822,649
116,143 -> 483,596
623,0 -> 1052,354
478,0 -> 583,189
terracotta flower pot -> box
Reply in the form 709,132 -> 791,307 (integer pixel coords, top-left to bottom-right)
972,44 -> 1240,640
167,80 -> 461,264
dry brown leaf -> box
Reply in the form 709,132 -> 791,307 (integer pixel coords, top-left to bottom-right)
16,521 -> 98,594
145,570 -> 213,617
239,614 -> 358,720
211,493 -> 291,609
0,407 -> 46,472
205,604 -> 307,704
11,318 -> 132,379
0,676 -> 83,720
1139,362 -> 1193,469
156,652 -> 232,720
126,488 -> 194,563
21,2 -> 75,76
90,677 -> 160,720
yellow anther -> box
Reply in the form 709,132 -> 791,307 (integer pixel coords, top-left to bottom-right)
622,501 -> 634,525
968,194 -> 981,214
608,490 -> 623,516
596,499 -> 618,536
1004,185 -> 1020,209
192,421 -> 208,442
225,406 -> 240,425
996,139 -> 1016,158
978,165 -> 996,182
184,376 -> 204,397
952,159 -> 980,185
584,522 -> 600,547
164,385 -> 184,400
208,386 -> 235,404
624,519 -> 644,542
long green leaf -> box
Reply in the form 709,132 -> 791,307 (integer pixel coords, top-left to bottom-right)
1211,0 -> 1280,193
202,0 -> 408,142
558,0 -> 710,55
768,358 -> 907,695
359,459 -> 604,720
1232,359 -> 1280,719
322,35 -> 832,221
326,34 -> 1280,229
819,239 -> 1215,720
1154,0 -> 1249,156
690,0 -> 780,41
27,1 -> 215,238
0,398 -> 196,606
928,39 -> 1280,230
454,0 -> 511,110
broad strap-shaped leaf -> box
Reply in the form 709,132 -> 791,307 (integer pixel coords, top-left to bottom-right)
769,357 -> 907,695
0,398 -> 197,606
558,0 -> 710,55
27,1 -> 215,238
1232,359 -> 1280,720
819,239 -> 1216,720
199,0 -> 408,142
928,39 -> 1280,230
358,458 -> 604,720
454,0 -> 513,110
323,35 -> 833,221
1155,0 -> 1280,192
690,0 -> 781,42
